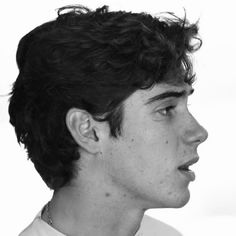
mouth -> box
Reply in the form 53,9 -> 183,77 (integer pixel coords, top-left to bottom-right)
178,157 -> 199,181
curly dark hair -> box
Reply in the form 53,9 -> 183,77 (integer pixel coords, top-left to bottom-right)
8,5 -> 201,190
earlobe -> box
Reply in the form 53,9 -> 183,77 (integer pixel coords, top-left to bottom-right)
65,108 -> 100,154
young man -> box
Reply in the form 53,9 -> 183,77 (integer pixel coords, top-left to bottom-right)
9,5 -> 208,236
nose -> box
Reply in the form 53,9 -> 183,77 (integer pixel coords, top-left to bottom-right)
183,113 -> 208,145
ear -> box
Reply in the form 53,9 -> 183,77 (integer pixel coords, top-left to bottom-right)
65,108 -> 101,154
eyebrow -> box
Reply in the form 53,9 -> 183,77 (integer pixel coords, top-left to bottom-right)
145,88 -> 194,105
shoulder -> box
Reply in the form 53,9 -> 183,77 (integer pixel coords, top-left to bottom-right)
19,216 -> 44,236
18,210 -> 65,236
138,214 -> 183,236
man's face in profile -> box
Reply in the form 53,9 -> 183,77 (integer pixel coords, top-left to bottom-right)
100,82 -> 208,210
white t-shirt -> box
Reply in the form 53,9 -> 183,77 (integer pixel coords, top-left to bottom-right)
19,206 -> 182,236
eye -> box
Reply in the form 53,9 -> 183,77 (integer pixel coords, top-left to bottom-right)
157,105 -> 176,116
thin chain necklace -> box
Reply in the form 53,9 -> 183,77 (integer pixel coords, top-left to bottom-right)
45,201 -> 53,226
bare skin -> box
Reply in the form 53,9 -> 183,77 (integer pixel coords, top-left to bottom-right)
42,172 -> 145,236
42,82 -> 208,236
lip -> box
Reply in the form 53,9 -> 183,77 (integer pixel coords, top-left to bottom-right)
178,157 -> 199,181
178,157 -> 199,169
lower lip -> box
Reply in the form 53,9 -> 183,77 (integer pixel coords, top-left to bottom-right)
179,169 -> 195,181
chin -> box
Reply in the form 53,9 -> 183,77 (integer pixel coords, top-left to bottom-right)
171,189 -> 191,208
141,187 -> 191,209
157,189 -> 191,209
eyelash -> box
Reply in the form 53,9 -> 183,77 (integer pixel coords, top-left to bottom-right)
157,105 -> 176,116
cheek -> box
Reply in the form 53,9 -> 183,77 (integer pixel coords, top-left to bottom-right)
121,120 -> 174,165
120,134 -> 173,181
129,133 -> 181,191
103,135 -> 156,194
106,114 -> 180,182
103,133 -> 188,207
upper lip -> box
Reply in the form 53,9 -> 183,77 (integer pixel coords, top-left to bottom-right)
178,157 -> 199,169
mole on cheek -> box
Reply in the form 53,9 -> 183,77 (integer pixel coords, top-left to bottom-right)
105,193 -> 111,197
165,140 -> 169,144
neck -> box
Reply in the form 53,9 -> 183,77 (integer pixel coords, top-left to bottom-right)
44,176 -> 146,236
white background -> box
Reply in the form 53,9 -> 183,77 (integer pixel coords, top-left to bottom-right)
0,0 -> 235,235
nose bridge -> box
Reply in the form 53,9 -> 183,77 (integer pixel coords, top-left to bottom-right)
183,112 -> 208,145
